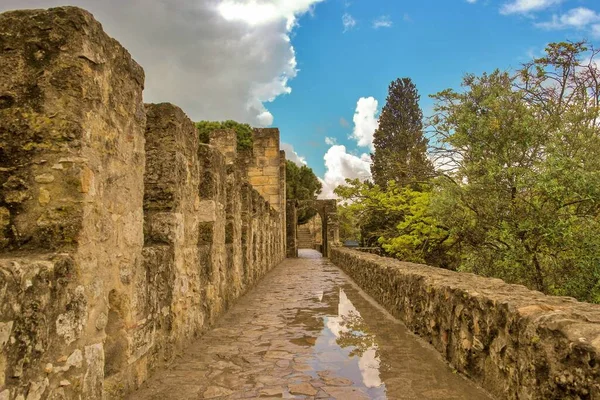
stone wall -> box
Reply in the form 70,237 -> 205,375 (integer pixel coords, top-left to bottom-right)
0,7 -> 286,400
331,248 -> 600,400
286,200 -> 298,258
287,200 -> 339,258
302,214 -> 323,248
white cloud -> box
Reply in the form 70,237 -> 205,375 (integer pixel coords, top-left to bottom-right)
466,0 -> 477,3
319,96 -> 379,198
0,0 -> 324,127
500,0 -> 563,15
280,142 -> 307,166
373,15 -> 392,29
319,145 -> 372,199
536,7 -> 600,30
351,97 -> 379,150
342,13 -> 356,32
593,24 -> 600,38
325,137 -> 337,145
218,0 -> 324,30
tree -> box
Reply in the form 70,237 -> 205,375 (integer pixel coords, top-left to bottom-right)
285,161 -> 322,224
335,179 -> 454,267
371,78 -> 434,188
337,205 -> 361,243
429,41 -> 600,302
196,120 -> 253,150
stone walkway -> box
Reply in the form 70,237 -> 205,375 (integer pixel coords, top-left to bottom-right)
129,250 -> 493,399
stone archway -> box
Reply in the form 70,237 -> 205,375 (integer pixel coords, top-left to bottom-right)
286,199 -> 339,258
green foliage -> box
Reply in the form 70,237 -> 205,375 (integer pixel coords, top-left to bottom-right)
337,205 -> 361,242
333,41 -> 600,303
286,160 -> 322,224
371,77 -> 434,188
195,120 -> 253,150
429,41 -> 600,302
335,179 -> 454,267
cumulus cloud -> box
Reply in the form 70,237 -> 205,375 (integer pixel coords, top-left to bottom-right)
351,97 -> 379,150
535,7 -> 600,30
373,15 -> 393,29
319,96 -> 379,198
280,142 -> 307,166
218,0 -> 323,30
0,0 -> 324,126
342,13 -> 356,32
319,145 -> 372,199
500,0 -> 563,15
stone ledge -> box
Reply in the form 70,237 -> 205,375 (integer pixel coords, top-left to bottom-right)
330,247 -> 600,400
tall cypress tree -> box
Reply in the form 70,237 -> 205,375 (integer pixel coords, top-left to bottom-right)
371,78 -> 433,188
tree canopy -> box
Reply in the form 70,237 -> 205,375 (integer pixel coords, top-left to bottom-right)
371,77 -> 434,188
196,120 -> 253,150
286,160 -> 322,224
335,41 -> 600,303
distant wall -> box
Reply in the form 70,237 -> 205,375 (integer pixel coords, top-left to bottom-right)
287,199 -> 339,257
0,7 -> 286,400
331,248 -> 600,400
303,214 -> 323,247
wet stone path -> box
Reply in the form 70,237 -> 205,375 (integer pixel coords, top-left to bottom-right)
129,250 -> 493,400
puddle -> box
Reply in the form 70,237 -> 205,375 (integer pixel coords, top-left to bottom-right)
283,251 -> 493,399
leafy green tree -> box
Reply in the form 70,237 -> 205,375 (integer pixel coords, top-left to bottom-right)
335,179 -> 454,267
371,78 -> 434,188
196,120 -> 253,150
286,161 -> 322,224
337,205 -> 361,243
429,41 -> 600,302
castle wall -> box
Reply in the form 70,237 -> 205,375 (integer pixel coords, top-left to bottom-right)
0,7 -> 146,400
0,7 -> 286,400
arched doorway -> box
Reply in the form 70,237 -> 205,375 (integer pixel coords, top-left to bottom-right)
286,199 -> 339,258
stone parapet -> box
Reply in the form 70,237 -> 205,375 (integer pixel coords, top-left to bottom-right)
330,247 -> 600,399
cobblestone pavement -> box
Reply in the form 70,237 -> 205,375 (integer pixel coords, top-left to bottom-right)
129,250 -> 493,400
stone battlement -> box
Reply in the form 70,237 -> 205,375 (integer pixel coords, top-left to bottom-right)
0,7 -> 286,400
331,247 -> 600,399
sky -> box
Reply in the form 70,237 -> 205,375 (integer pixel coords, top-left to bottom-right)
1,0 -> 599,198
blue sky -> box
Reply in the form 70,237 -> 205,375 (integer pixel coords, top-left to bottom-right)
2,0 -> 600,197
267,0 -> 600,196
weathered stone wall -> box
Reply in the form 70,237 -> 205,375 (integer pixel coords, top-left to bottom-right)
286,200 -> 298,258
331,248 -> 600,399
0,7 -> 146,400
303,214 -> 323,248
247,129 -> 282,212
287,200 -> 339,257
0,7 -> 286,400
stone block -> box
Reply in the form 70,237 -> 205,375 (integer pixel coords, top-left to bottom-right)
248,176 -> 269,186
264,185 -> 280,196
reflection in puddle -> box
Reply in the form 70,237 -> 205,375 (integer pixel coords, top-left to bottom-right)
312,288 -> 387,397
